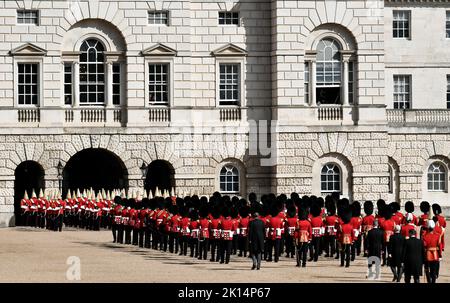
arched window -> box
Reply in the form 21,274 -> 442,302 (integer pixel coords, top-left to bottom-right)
219,165 -> 239,193
316,38 -> 342,105
427,162 -> 446,191
321,163 -> 341,194
79,39 -> 105,105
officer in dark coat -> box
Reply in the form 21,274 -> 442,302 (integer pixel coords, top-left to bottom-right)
248,212 -> 265,270
366,219 -> 384,278
388,225 -> 405,282
403,229 -> 424,283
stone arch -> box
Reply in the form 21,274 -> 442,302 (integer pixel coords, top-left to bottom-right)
62,18 -> 127,52
306,23 -> 358,52
59,0 -> 135,47
215,158 -> 247,197
62,148 -> 129,197
311,152 -> 353,200
144,160 -> 175,194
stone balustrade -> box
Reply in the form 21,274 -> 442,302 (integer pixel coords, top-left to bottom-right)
387,109 -> 450,126
220,107 -> 241,121
17,109 -> 40,123
149,107 -> 170,122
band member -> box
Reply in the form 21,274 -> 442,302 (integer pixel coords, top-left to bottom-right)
309,203 -> 324,262
198,206 -> 210,260
418,201 -> 431,238
238,205 -> 250,258
381,205 -> 396,266
337,206 -> 354,268
401,213 -> 416,239
423,220 -> 442,283
350,201 -> 362,261
285,206 -> 298,259
189,209 -> 200,258
209,209 -> 222,262
112,197 -> 123,243
362,201 -> 375,257
168,205 -> 181,254
179,207 -> 191,256
324,203 -> 339,258
231,207 -> 240,255
220,208 -> 235,264
19,191 -> 29,226
266,206 -> 283,263
403,201 -> 418,226
295,207 -> 312,267
122,202 -> 131,245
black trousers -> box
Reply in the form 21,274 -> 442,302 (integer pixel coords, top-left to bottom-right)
220,240 -> 232,263
132,228 -> 139,245
309,237 -> 320,261
425,261 -> 439,283
210,239 -> 220,261
390,265 -> 403,282
296,242 -> 309,266
160,229 -> 168,251
152,228 -> 160,249
198,238 -> 208,260
144,226 -> 151,248
382,242 -> 387,265
169,232 -> 179,253
238,236 -> 249,257
179,235 -> 189,256
189,238 -> 198,257
138,229 -> 144,247
232,235 -> 238,255
324,235 -> 336,256
125,226 -> 132,244
112,224 -> 117,242
340,244 -> 351,267
284,234 -> 295,257
117,225 -> 124,244
252,252 -> 262,269
351,235 -> 362,260
267,239 -> 281,262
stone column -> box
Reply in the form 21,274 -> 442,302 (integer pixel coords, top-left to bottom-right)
342,59 -> 349,106
73,62 -> 80,107
106,62 -> 113,108
310,60 -> 316,106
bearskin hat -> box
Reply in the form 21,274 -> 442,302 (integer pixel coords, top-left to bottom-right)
239,205 -> 250,218
351,201 -> 361,217
298,207 -> 309,220
420,201 -> 430,214
404,201 -> 414,214
327,202 -> 336,216
383,205 -> 393,220
230,206 -> 239,219
189,209 -> 199,221
287,205 -> 297,218
248,192 -> 257,203
432,203 -> 442,216
290,192 -> 299,201
340,206 -> 352,224
389,202 -> 400,215
114,196 -> 122,205
310,202 -> 321,217
363,201 -> 374,216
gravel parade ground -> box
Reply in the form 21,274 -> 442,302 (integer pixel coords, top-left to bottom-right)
0,227 -> 448,283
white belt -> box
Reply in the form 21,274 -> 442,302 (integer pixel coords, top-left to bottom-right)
21,205 -> 28,209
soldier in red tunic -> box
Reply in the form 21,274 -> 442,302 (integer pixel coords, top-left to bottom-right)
350,201 -> 362,261
390,202 -> 404,226
432,203 -> 446,252
179,207 -> 191,256
324,202 -> 339,258
418,201 -> 431,238
189,209 -> 200,258
362,201 -> 375,257
198,206 -> 210,260
285,206 -> 298,259
401,213 -> 416,239
220,208 -> 235,264
237,205 -> 250,258
267,207 -> 283,263
295,207 -> 312,267
112,197 -> 123,243
337,206 -> 354,267
122,201 -> 131,245
309,202 -> 324,262
381,205 -> 396,266
403,201 -> 418,226
209,209 -> 222,262
168,204 -> 180,253
422,220 -> 442,283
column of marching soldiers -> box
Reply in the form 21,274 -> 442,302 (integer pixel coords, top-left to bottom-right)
19,189 -> 445,283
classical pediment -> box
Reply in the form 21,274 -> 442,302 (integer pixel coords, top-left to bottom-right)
10,43 -> 47,56
141,43 -> 177,56
212,44 -> 248,57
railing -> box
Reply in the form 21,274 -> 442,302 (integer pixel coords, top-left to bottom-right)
81,108 -> 106,122
386,109 -> 450,126
18,109 -> 40,123
113,109 -> 122,123
64,108 -> 122,125
220,107 -> 241,121
317,106 -> 343,120
149,107 -> 170,122
65,110 -> 74,123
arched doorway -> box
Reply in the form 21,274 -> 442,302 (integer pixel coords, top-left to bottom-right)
144,160 -> 175,193
63,148 -> 128,197
14,161 -> 45,225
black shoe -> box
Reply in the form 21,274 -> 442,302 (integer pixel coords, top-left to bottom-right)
392,276 -> 397,282
340,264 -> 344,267
296,264 -> 300,267
257,267 -> 260,270
325,254 -> 330,258
345,264 -> 350,268
220,261 -> 224,264
335,256 -> 339,260
308,258 -> 313,262
238,253 -> 243,257
302,264 -> 306,267
210,259 -> 214,262
251,265 -> 256,270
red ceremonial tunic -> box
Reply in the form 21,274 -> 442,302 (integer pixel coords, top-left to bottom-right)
296,219 -> 312,243
310,216 -> 324,238
286,217 -> 298,237
199,218 -> 210,239
401,223 -> 416,239
221,217 -> 234,241
210,218 -> 222,240
381,219 -> 395,243
325,215 -> 339,236
238,216 -> 250,237
423,231 -> 442,262
268,216 -> 283,240
180,217 -> 191,236
338,223 -> 355,244
362,214 -> 375,234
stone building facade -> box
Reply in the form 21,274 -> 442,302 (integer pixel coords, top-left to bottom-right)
1,0 -> 450,226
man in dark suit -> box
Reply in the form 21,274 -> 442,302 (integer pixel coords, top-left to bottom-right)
403,229 -> 424,283
388,225 -> 405,282
248,212 -> 265,270
366,219 -> 384,279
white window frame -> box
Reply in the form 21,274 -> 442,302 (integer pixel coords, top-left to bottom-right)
148,10 -> 169,26
446,11 -> 450,39
393,10 -> 411,39
447,75 -> 450,109
427,162 -> 447,192
304,62 -> 310,105
219,165 -> 240,194
218,11 -> 240,26
393,75 -> 411,109
215,159 -> 246,196
144,57 -> 174,107
215,58 -> 245,107
320,163 -> 342,194
17,9 -> 39,25
112,63 -> 122,106
14,57 -> 43,107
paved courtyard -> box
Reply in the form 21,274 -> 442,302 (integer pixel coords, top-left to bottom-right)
0,227 -> 448,283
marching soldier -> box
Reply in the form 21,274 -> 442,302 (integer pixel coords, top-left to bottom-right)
209,209 -> 222,262
324,203 -> 339,258
309,202 -> 324,262
337,206 -> 354,268
350,201 -> 362,261
381,205 -> 396,266
401,213 -> 416,239
432,203 -> 446,253
189,209 -> 200,258
295,207 -> 312,267
19,191 -> 29,226
423,220 -> 442,283
179,207 -> 191,256
168,205 -> 181,253
362,201 -> 375,257
198,206 -> 210,260
219,208 -> 235,264
403,201 -> 418,225
284,206 -> 298,259
418,201 -> 431,238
